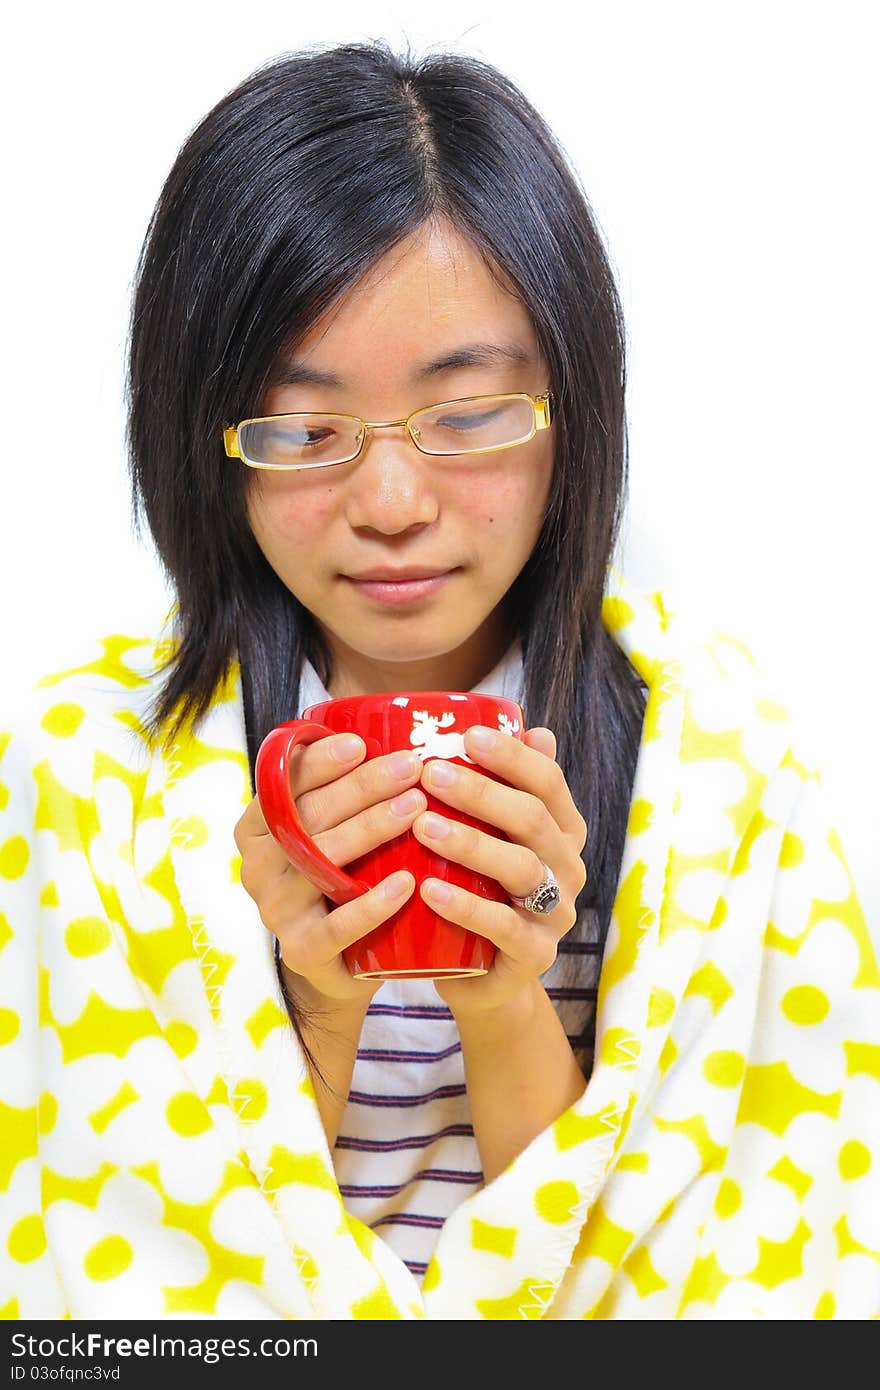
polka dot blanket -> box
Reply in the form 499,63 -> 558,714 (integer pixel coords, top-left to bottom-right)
1,567 -> 877,1319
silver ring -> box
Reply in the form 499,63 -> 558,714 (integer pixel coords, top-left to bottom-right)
509,861 -> 561,915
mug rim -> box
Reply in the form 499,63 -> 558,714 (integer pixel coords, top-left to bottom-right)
302,690 -> 523,717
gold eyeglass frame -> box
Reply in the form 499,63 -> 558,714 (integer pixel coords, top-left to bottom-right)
222,389 -> 554,470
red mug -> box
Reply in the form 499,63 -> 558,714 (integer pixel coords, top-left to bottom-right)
255,690 -> 525,980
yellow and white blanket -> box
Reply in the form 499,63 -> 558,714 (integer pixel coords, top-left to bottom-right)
1,569 -> 877,1319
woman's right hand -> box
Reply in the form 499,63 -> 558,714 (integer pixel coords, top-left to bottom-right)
233,734 -> 426,1010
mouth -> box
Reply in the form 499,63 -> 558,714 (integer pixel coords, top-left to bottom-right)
342,569 -> 458,606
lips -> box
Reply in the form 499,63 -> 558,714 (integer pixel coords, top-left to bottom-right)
343,569 -> 456,605
345,568 -> 453,582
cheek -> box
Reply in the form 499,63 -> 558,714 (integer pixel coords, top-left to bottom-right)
247,479 -> 339,545
464,447 -> 552,533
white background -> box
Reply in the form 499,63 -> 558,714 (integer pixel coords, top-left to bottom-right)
2,1 -> 877,920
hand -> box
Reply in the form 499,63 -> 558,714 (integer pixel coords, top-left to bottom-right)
233,734 -> 428,1011
411,724 -> 588,1017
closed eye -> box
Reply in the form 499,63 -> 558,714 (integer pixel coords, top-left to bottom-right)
435,409 -> 502,431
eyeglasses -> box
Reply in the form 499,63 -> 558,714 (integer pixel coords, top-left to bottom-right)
222,390 -> 553,471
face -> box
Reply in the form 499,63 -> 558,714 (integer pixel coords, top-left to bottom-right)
245,217 -> 555,697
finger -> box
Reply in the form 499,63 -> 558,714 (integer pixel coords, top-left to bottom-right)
419,750 -> 567,855
241,730 -> 373,841
235,786 -> 274,843
411,809 -> 552,902
417,879 -> 560,973
420,725 -> 585,842
280,870 -> 417,970
524,726 -> 557,760
238,733 -> 421,848
294,742 -> 424,836
236,790 -> 313,890
238,782 -> 428,901
314,786 -> 428,869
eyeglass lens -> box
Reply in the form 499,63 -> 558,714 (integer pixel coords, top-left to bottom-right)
237,395 -> 536,469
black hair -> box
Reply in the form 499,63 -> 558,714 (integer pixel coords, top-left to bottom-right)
126,38 -> 646,1082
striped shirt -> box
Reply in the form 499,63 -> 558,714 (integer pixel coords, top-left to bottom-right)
295,643 -> 636,1284
332,936 -> 601,1282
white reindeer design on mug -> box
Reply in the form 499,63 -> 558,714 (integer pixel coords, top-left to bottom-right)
407,708 -> 522,763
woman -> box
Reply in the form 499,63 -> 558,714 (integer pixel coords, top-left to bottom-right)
1,40 -> 876,1321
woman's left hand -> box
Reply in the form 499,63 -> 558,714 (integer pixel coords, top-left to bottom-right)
412,724 -> 588,1016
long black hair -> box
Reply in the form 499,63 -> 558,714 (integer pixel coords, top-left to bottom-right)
126,38 -> 646,1077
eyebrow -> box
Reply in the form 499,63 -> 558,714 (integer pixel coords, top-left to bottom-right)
266,340 -> 534,388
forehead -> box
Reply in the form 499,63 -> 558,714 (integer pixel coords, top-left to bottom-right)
285,220 -> 540,375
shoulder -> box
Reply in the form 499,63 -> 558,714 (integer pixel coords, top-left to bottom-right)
604,569 -> 829,860
607,566 -> 808,762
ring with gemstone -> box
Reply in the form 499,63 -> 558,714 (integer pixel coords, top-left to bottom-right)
509,862 -> 561,915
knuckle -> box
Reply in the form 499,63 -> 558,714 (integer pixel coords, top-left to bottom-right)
467,769 -> 491,808
534,941 -> 559,975
299,787 -> 333,837
359,799 -> 396,843
347,758 -> 375,800
238,856 -> 255,896
456,820 -> 480,857
523,795 -> 549,835
369,797 -> 400,835
523,849 -> 546,885
362,881 -> 400,928
323,903 -> 355,951
364,755 -> 400,800
549,760 -> 567,797
285,746 -> 315,800
455,889 -> 480,924
258,875 -> 288,925
354,800 -> 381,836
281,936 -> 319,975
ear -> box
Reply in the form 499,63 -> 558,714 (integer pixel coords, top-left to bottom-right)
523,726 -> 557,760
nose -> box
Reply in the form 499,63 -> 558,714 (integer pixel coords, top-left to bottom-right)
343,427 -> 440,534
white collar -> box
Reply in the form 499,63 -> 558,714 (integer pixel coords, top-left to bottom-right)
298,638 -> 526,711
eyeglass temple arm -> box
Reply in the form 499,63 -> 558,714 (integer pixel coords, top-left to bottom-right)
223,427 -> 241,459
535,391 -> 553,430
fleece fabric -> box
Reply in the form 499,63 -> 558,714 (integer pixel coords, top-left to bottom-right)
0,567 -> 876,1320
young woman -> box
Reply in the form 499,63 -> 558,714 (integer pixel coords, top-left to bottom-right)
1,40 -> 876,1322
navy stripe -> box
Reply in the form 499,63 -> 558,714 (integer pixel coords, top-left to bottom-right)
340,1170 -> 482,1199
372,1213 -> 446,1231
366,1003 -> 454,1019
557,940 -> 602,955
546,987 -> 598,1001
335,1124 -> 474,1152
355,1042 -> 462,1064
347,1084 -> 466,1108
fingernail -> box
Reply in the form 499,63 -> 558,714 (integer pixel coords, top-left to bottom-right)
427,760 -> 456,786
390,789 -> 424,816
424,878 -> 452,903
330,734 -> 364,762
468,726 -> 496,750
390,750 -> 420,779
384,871 -> 412,898
420,811 -> 450,839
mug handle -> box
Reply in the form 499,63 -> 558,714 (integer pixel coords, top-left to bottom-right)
255,720 -> 371,906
